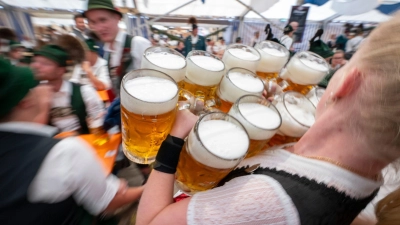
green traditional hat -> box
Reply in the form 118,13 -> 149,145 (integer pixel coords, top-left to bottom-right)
9,40 -> 24,49
85,39 -> 100,52
34,45 -> 69,67
0,57 -> 38,117
84,0 -> 123,18
284,24 -> 294,33
309,40 -> 334,59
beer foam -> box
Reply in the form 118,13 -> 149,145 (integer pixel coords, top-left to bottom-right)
188,120 -> 249,169
190,55 -> 224,71
218,72 -> 264,103
282,56 -> 329,85
146,52 -> 186,69
256,48 -> 289,72
121,76 -> 178,115
230,103 -> 280,140
261,48 -> 286,57
275,95 -> 315,137
186,55 -> 225,86
228,48 -> 260,61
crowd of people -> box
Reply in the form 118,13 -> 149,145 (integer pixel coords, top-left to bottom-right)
1,0 -> 400,224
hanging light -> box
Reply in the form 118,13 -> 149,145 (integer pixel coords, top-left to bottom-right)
331,0 -> 382,15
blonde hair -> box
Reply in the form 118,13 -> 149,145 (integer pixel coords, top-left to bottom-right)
348,14 -> 400,162
376,187 -> 400,225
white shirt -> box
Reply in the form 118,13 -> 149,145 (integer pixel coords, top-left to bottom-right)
188,149 -> 382,225
280,35 -> 294,50
103,30 -> 152,71
70,57 -> 112,90
50,81 -> 104,132
0,122 -> 120,215
191,35 -> 199,45
346,36 -> 364,52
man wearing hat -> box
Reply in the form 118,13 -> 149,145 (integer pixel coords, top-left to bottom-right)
84,0 -> 151,94
280,24 -> 295,50
70,39 -> 112,91
0,58 -> 144,224
184,17 -> 206,56
31,45 -> 104,134
7,40 -> 25,66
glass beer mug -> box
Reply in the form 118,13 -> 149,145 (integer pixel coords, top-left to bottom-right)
120,69 -> 179,164
255,41 -> 290,83
175,112 -> 250,194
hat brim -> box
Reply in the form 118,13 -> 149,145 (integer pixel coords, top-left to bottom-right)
83,6 -> 123,18
34,50 -> 67,67
10,44 -> 24,49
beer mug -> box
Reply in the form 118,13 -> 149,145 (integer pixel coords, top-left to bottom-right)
175,112 -> 250,194
306,86 -> 326,108
255,41 -> 289,82
268,91 -> 316,146
229,95 -> 282,158
278,51 -> 329,95
87,113 -> 109,146
222,44 -> 260,72
141,46 -> 186,87
183,50 -> 225,101
121,69 -> 179,164
214,68 -> 264,113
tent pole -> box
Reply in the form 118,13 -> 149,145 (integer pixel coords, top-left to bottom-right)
235,0 -> 283,31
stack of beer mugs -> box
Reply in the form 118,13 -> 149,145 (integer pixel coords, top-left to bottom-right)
119,42 -> 324,194
215,68 -> 264,113
278,51 -> 329,95
306,86 -> 326,107
255,41 -> 290,83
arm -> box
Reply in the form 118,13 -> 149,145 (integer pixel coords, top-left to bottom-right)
80,85 -> 105,117
137,110 -> 198,225
82,61 -> 107,91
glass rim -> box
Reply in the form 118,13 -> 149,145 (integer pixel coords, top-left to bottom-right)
143,46 -> 187,70
235,94 -> 282,131
315,87 -> 326,102
193,112 -> 249,162
122,68 -> 179,104
255,40 -> 290,57
226,67 -> 264,93
187,50 -> 225,72
292,51 -> 330,72
282,91 -> 316,128
225,44 -> 261,62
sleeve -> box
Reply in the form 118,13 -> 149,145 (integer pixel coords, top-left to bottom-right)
80,85 -> 105,117
93,63 -> 112,90
131,36 -> 152,70
28,137 -> 120,215
346,39 -> 353,52
69,65 -> 81,84
187,175 -> 300,225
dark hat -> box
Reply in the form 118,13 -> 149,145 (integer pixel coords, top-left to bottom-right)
309,40 -> 334,59
34,45 -> 69,67
284,24 -> 294,33
0,57 -> 38,117
192,23 -> 198,30
85,39 -> 99,52
9,40 -> 24,50
84,0 -> 123,18
235,37 -> 242,42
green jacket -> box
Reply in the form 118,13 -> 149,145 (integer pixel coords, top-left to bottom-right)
184,35 -> 206,56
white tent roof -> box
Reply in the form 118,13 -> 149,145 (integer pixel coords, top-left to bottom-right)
333,9 -> 392,23
245,0 -> 337,21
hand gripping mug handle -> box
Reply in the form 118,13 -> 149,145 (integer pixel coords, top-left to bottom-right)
178,89 -> 205,115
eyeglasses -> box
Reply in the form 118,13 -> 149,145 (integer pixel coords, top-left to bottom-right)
332,57 -> 344,60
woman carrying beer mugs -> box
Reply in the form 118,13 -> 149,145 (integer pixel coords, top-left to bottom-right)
137,15 -> 400,225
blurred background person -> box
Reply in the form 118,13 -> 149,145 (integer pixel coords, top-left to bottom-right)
235,37 -> 242,43
71,14 -> 89,41
174,41 -> 186,56
346,27 -> 364,58
327,34 -> 337,49
280,24 -> 295,50
7,40 -> 25,66
250,31 -> 260,47
184,17 -> 206,56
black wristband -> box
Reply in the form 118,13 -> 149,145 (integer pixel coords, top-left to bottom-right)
154,135 -> 185,174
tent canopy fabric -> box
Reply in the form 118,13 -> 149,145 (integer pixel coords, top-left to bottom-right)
333,9 -> 392,23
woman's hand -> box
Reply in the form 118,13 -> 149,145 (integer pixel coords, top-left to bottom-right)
170,109 -> 198,139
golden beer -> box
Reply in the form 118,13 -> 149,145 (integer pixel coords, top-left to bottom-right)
279,51 -> 329,95
141,46 -> 186,85
222,44 -> 260,72
268,91 -> 315,147
255,41 -> 289,82
228,95 -> 282,158
215,68 -> 264,113
87,114 -> 109,146
184,50 -> 225,101
121,69 -> 179,164
175,112 -> 249,194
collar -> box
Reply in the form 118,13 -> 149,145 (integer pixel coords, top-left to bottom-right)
73,27 -> 85,33
58,80 -> 72,94
0,122 -> 58,137
104,30 -> 126,52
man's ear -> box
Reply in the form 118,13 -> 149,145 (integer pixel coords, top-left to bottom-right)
333,67 -> 362,99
